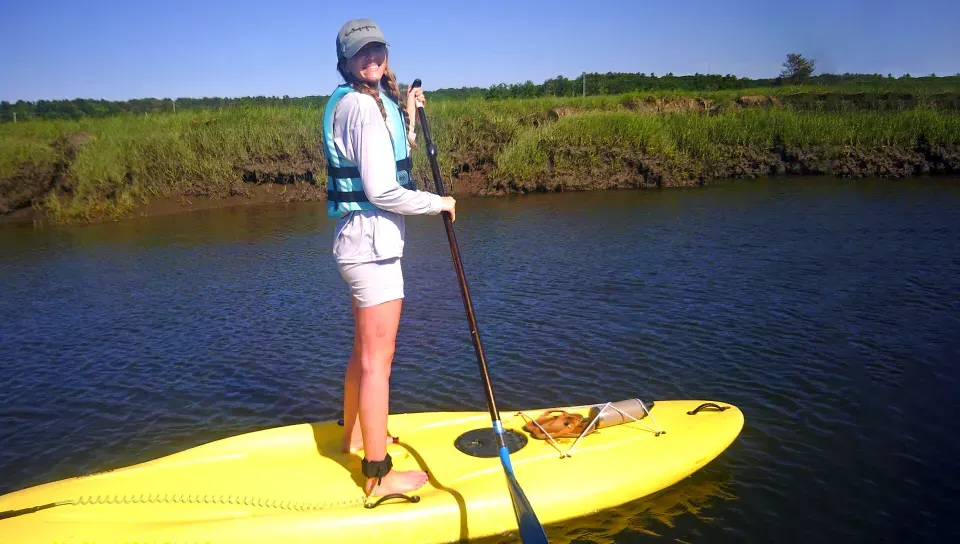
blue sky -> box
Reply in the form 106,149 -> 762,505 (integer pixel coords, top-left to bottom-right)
2,0 -> 958,102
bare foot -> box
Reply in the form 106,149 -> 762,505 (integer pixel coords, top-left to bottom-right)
365,469 -> 428,497
341,435 -> 400,454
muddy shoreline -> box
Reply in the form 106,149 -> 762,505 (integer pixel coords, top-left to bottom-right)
0,183 -> 327,225
476,141 -> 960,195
4,154 -> 958,227
3,141 -> 959,225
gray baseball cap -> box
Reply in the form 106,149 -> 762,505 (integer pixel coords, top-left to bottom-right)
336,19 -> 390,60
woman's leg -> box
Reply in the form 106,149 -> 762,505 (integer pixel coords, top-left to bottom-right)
341,298 -> 400,453
341,298 -> 362,452
353,298 -> 427,496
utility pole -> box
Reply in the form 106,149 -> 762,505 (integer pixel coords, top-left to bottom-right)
12,112 -> 16,123
582,71 -> 586,97
173,98 -> 176,114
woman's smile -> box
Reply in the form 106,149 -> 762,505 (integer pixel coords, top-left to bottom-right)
349,42 -> 387,83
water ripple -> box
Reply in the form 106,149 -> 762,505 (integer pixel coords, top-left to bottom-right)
2,179 -> 960,541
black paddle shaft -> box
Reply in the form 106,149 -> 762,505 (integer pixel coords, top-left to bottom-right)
410,79 -> 501,427
411,78 -> 549,544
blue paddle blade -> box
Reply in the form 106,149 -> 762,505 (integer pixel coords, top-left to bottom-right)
494,423 -> 548,543
504,466 -> 549,543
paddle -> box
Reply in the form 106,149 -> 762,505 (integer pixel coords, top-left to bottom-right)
410,79 -> 549,544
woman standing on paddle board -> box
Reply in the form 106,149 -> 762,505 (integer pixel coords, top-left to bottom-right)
324,19 -> 456,497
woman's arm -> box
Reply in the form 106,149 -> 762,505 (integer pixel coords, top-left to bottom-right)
334,93 -> 442,215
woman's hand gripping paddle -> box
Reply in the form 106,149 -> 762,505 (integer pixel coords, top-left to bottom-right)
410,79 -> 549,544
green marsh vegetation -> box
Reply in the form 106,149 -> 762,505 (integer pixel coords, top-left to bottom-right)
2,84 -> 959,223
1,107 -> 323,221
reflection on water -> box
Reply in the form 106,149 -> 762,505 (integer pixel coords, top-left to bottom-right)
477,469 -> 739,544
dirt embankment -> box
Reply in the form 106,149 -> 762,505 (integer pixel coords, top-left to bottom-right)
3,137 -> 958,222
475,139 -> 960,196
623,92 -> 960,114
129,153 -> 330,218
0,133 -> 90,215
1,143 -> 330,221
236,152 -> 328,202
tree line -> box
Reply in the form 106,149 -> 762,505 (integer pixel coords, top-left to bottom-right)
457,72 -> 959,100
0,95 -> 329,122
3,53 -> 958,122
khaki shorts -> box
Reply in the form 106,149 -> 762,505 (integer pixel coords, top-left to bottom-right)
338,257 -> 404,308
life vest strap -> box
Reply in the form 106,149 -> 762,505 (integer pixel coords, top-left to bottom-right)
328,180 -> 417,203
327,157 -> 412,179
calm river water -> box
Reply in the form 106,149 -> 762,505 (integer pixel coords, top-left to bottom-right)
2,178 -> 958,542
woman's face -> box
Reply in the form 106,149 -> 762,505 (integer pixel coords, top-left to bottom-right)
347,42 -> 387,84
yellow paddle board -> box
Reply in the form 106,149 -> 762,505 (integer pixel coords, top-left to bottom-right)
0,399 -> 743,543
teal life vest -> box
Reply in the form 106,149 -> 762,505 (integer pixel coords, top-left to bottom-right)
322,84 -> 415,218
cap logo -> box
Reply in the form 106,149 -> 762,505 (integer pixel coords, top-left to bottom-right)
345,25 -> 377,37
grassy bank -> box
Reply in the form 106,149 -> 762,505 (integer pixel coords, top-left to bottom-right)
2,88 -> 959,222
496,109 -> 960,185
0,107 -> 326,220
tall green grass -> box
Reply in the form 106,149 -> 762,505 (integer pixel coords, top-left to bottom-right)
496,109 -> 960,180
4,107 -> 324,221
0,121 -> 69,179
2,89 -> 959,222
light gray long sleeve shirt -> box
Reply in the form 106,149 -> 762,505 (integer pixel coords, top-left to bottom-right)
330,92 -> 443,264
